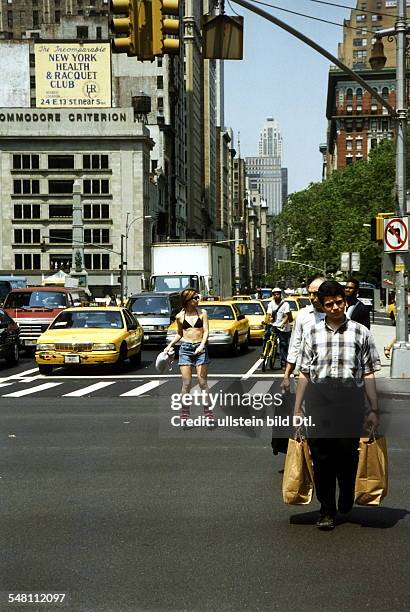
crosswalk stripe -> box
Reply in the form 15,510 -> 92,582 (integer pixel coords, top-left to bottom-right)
2,382 -> 63,397
190,380 -> 219,395
0,383 -> 14,389
246,380 -> 275,395
62,381 -> 117,397
120,380 -> 165,397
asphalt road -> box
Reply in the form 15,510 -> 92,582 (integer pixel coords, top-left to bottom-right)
0,314 -> 408,611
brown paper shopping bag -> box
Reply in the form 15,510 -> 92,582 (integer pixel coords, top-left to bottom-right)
355,436 -> 388,506
282,438 -> 314,505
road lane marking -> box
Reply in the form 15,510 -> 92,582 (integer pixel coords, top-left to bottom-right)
62,381 -> 117,397
2,382 -> 63,397
241,358 -> 263,380
0,383 -> 14,389
120,380 -> 166,397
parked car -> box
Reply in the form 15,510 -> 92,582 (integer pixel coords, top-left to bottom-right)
126,291 -> 181,346
233,300 -> 266,343
35,307 -> 143,375
0,309 -> 20,366
166,301 -> 250,354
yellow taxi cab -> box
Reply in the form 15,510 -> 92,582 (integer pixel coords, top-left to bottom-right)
230,295 -> 253,301
261,296 -> 303,325
35,306 -> 143,375
166,301 -> 250,353
232,299 -> 266,343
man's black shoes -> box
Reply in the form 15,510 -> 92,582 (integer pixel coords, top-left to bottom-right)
316,515 -> 335,530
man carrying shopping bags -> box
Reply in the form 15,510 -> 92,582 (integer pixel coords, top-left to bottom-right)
293,281 -> 381,531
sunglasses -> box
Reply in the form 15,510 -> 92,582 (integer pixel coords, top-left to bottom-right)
192,295 -> 200,300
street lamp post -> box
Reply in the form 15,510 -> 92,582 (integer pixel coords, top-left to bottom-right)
124,214 -> 152,298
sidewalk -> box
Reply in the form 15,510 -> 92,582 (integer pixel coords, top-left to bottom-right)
371,315 -> 410,397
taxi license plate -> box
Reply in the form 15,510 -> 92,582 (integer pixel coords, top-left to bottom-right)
144,335 -> 150,340
65,355 -> 80,364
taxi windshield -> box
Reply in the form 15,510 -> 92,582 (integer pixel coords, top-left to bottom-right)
201,305 -> 234,320
5,291 -> 67,309
286,300 -> 298,311
298,297 -> 311,308
236,302 -> 264,315
50,310 -> 124,329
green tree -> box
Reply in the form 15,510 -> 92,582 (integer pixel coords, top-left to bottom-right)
273,140 -> 395,285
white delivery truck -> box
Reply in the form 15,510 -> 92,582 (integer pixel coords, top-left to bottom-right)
150,242 -> 232,298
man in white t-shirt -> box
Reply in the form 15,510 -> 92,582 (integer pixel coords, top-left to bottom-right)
265,288 -> 291,368
281,276 -> 326,392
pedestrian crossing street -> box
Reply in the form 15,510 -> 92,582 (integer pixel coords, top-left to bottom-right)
0,373 -> 285,399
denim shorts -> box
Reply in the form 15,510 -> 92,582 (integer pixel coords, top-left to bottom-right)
178,342 -> 209,367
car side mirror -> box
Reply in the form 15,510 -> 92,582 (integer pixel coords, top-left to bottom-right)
0,322 -> 7,329
237,314 -> 245,320
128,323 -> 137,330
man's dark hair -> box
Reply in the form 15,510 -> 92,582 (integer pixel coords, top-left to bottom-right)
345,277 -> 359,291
317,280 -> 346,305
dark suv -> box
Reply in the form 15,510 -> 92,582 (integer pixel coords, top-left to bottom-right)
126,292 -> 182,346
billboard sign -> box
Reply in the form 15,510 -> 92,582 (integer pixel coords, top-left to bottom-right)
34,43 -> 111,108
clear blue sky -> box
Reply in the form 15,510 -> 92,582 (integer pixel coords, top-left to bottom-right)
224,0 -> 354,194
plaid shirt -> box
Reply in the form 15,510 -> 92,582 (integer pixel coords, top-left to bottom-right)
298,317 -> 381,381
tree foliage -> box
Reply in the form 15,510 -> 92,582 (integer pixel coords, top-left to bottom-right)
272,140 -> 396,286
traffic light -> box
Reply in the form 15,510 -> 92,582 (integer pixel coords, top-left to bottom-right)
370,212 -> 394,242
151,0 -> 180,57
236,244 -> 246,255
110,0 -> 139,56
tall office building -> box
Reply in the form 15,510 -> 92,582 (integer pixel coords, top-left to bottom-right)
258,117 -> 283,158
246,117 -> 284,216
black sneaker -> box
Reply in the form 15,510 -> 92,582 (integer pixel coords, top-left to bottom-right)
316,515 -> 335,530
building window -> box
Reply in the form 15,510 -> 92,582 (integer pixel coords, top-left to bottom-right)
55,10 -> 60,22
372,14 -> 383,21
346,157 -> 353,165
84,253 -> 110,269
13,154 -> 39,170
157,57 -> 162,67
356,138 -> 363,150
77,26 -> 88,39
32,10 -> 39,26
353,38 -> 367,46
356,120 -> 363,132
96,26 -> 102,39
49,229 -> 73,244
13,179 -> 40,194
48,179 -> 74,194
14,228 -> 41,244
14,204 -> 41,219
83,154 -> 109,169
356,88 -> 363,102
84,229 -> 110,243
83,204 -> 110,219
157,75 -> 163,89
49,254 -> 72,270
157,97 -> 164,110
382,87 -> 389,100
83,179 -> 110,195
15,253 -> 41,270
48,154 -> 75,169
346,88 -> 353,102
356,14 -> 367,21
49,204 -> 73,218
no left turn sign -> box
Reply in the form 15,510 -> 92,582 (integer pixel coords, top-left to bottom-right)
384,217 -> 409,252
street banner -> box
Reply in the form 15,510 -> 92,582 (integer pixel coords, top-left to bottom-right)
351,252 -> 360,272
383,217 -> 409,253
34,42 -> 111,108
